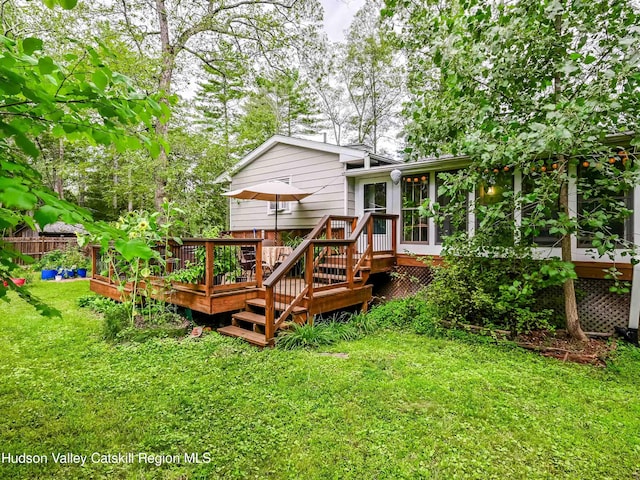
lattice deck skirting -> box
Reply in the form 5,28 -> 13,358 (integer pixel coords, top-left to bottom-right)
575,279 -> 631,333
374,266 -> 631,334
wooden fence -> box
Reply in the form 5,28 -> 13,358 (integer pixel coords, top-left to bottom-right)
2,237 -> 78,264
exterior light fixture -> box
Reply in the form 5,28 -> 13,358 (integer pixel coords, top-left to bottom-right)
390,169 -> 402,185
486,185 -> 496,196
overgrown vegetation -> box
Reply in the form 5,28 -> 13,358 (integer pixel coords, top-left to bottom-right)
1,281 -> 639,479
77,293 -> 191,342
423,243 -> 575,335
276,297 -> 443,350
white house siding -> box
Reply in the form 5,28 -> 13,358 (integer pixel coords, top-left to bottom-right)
346,178 -> 356,216
229,144 -> 351,231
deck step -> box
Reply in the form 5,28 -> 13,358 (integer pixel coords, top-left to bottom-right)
317,263 -> 348,270
217,325 -> 269,346
232,311 -> 266,326
313,272 -> 352,282
246,298 -> 307,313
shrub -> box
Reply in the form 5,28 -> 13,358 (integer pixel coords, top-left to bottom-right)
34,250 -> 65,271
77,294 -> 116,313
349,311 -> 379,335
276,323 -> 337,350
102,303 -> 130,341
325,320 -> 361,342
367,294 -> 434,331
425,249 -> 570,335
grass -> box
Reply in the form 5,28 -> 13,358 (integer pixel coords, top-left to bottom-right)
0,281 -> 639,479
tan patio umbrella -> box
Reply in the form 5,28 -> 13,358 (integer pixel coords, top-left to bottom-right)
222,180 -> 312,243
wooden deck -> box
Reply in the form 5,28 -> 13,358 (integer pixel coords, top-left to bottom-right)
90,214 -> 399,346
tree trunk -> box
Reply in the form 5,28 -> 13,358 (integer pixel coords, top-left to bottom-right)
127,167 -> 133,212
558,157 -> 588,342
113,156 -> 119,211
55,138 -> 64,199
154,0 -> 174,211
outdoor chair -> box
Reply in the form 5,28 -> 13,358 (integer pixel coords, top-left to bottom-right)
239,246 -> 272,280
272,251 -> 290,271
238,246 -> 256,279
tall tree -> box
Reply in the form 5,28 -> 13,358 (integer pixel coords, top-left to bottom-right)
196,39 -> 248,161
384,0 -> 640,340
341,0 -> 404,152
108,0 -> 322,209
234,68 -> 318,151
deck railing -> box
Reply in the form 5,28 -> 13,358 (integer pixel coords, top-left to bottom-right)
262,213 -> 397,342
91,238 -> 264,295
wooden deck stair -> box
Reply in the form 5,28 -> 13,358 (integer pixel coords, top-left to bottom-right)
217,325 -> 270,347
218,289 -> 310,346
217,213 -> 397,346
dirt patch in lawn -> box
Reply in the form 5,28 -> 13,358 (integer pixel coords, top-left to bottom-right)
515,330 -> 615,366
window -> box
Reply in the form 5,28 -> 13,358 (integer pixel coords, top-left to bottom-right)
436,170 -> 468,244
577,155 -> 634,248
267,177 -> 291,214
364,182 -> 387,234
401,174 -> 429,243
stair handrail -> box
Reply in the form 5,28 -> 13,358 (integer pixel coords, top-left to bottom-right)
262,213 -> 395,342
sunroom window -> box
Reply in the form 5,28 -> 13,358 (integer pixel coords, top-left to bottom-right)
401,174 -> 429,243
577,153 -> 634,248
436,170 -> 468,244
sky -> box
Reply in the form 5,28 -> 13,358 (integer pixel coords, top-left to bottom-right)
319,0 -> 366,42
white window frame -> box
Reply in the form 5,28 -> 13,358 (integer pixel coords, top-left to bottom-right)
267,176 -> 293,215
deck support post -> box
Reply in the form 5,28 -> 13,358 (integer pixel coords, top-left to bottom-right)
306,241 -> 315,299
265,286 -> 275,342
627,263 -> 640,345
256,241 -> 263,288
205,241 -> 214,297
346,242 -> 354,288
91,247 -> 97,280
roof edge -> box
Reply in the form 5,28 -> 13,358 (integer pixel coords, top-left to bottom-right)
214,135 -> 398,183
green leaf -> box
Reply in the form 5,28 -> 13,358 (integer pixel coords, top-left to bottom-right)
92,69 -> 108,92
37,57 -> 56,75
0,187 -> 38,210
58,0 -> 78,9
23,37 -> 43,55
14,134 -> 39,158
115,238 -> 156,262
34,205 -> 62,228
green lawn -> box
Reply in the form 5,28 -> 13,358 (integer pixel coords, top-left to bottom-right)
0,281 -> 639,479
